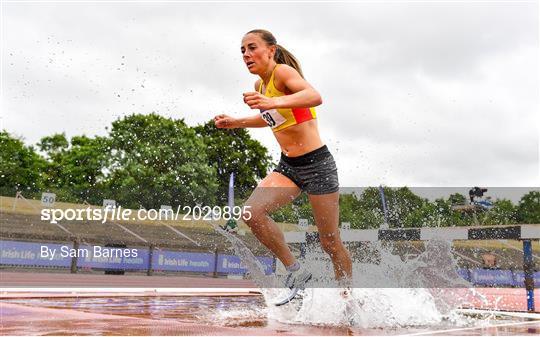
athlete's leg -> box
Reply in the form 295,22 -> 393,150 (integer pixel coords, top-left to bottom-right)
308,192 -> 352,280
242,172 -> 301,267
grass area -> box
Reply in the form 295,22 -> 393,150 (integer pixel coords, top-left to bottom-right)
452,239 -> 540,253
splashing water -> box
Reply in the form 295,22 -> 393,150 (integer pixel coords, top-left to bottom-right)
215,226 -> 482,328
213,226 -> 279,288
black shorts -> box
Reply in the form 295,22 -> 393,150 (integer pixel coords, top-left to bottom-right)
273,145 -> 339,195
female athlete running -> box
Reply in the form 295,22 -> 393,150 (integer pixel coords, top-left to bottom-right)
214,29 -> 352,302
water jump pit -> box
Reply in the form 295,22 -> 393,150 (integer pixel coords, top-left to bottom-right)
1,287 -> 539,336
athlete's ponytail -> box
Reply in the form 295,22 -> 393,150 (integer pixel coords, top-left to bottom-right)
246,29 -> 304,78
275,44 -> 303,78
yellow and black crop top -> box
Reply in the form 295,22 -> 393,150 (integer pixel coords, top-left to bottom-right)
258,64 -> 317,132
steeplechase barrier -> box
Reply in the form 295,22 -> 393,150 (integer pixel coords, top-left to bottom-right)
285,224 -> 539,312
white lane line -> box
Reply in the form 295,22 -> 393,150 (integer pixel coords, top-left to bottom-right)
114,223 -> 148,243
407,320 -> 540,336
453,250 -> 483,265
1,287 -> 260,293
55,223 -> 73,235
499,239 -> 540,260
162,223 -> 200,246
456,308 -> 540,319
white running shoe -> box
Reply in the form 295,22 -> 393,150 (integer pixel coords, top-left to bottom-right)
274,266 -> 312,306
285,266 -> 312,289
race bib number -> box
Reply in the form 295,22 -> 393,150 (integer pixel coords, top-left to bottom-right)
260,109 -> 286,128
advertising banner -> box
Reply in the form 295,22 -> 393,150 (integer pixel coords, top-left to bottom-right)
0,240 -> 72,267
77,245 -> 149,270
217,254 -> 273,275
152,250 -> 214,272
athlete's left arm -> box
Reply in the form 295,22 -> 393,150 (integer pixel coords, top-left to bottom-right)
243,65 -> 322,111
273,65 -> 322,109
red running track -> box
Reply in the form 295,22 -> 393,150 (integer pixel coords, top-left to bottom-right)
1,271 -> 538,313
1,271 -> 540,336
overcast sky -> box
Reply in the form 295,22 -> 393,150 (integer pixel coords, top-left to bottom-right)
3,1 -> 539,192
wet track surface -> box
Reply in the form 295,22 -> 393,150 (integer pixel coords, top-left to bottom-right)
1,295 -> 539,336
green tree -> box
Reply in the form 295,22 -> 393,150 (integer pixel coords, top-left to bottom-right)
356,187 -> 425,228
388,187 -> 426,227
481,199 -> 517,225
38,133 -> 69,159
448,193 -> 467,206
403,201 -> 439,227
194,121 -> 272,203
336,192 -> 382,229
37,133 -> 69,189
339,193 -> 361,227
270,194 -> 313,224
38,134 -> 110,203
270,202 -> 297,223
405,197 -> 474,228
516,191 -> 540,224
352,207 -> 385,229
351,187 -> 384,229
106,113 -> 218,209
0,130 -> 46,197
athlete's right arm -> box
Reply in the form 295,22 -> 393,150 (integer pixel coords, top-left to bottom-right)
214,80 -> 268,129
214,114 -> 267,129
